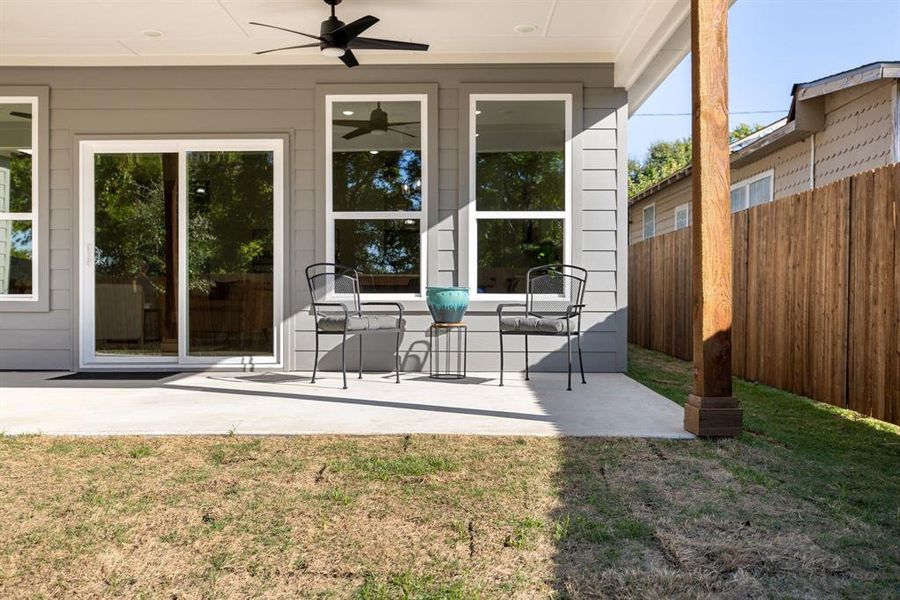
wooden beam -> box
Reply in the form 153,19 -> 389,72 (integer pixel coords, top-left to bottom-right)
684,0 -> 742,436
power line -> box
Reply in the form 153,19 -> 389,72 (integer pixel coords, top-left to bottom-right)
633,110 -> 785,117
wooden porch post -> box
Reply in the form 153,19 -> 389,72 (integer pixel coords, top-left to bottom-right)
684,0 -> 742,436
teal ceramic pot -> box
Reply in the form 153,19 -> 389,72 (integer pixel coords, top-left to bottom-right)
425,287 -> 470,324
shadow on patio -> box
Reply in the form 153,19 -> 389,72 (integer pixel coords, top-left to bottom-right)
0,367 -> 689,438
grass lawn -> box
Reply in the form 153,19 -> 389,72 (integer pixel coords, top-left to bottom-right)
2,345 -> 898,598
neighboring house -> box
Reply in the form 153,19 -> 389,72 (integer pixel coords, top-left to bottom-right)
629,61 -> 900,244
0,0 -> 702,374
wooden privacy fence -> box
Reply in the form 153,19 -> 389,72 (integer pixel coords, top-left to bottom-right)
628,164 -> 899,425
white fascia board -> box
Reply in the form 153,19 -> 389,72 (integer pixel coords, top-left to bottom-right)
621,0 -> 740,115
615,0 -> 691,92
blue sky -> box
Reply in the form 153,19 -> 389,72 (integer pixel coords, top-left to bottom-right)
629,0 -> 900,161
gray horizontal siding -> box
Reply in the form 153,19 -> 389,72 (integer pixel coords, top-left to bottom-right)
0,63 -> 626,372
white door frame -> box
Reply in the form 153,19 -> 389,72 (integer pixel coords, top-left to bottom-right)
78,138 -> 284,369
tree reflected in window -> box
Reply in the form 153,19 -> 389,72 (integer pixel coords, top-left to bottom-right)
472,97 -> 569,294
478,219 -> 563,294
329,98 -> 424,295
333,149 -> 421,212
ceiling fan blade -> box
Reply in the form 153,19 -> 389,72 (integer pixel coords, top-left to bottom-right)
254,43 -> 319,55
343,127 -> 372,140
332,119 -> 373,127
339,49 -> 360,68
249,22 -> 322,41
386,121 -> 420,127
9,111 -> 32,120
348,37 -> 429,51
332,15 -> 379,45
387,128 -> 416,138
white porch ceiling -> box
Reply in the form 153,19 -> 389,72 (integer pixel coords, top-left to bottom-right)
0,0 -> 690,89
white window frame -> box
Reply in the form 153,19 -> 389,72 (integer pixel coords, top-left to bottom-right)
731,169 -> 774,212
674,202 -> 691,231
78,138 -> 284,369
0,95 -> 39,301
325,94 -> 428,300
642,204 -> 656,240
467,93 -> 572,301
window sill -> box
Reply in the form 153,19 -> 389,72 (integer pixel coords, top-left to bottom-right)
0,296 -> 49,313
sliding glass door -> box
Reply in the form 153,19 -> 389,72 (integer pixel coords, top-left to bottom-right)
80,140 -> 283,367
92,152 -> 179,357
186,151 -> 275,357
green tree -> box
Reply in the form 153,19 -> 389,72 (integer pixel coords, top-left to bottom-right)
627,138 -> 692,197
730,122 -> 764,143
628,122 -> 765,197
93,151 -> 274,295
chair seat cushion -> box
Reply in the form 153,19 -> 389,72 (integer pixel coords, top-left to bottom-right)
500,316 -> 567,334
318,314 -> 400,332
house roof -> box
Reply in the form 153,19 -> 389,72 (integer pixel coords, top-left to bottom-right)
629,60 -> 900,205
788,61 -> 900,117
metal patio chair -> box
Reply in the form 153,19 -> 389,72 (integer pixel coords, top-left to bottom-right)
305,263 -> 404,389
497,264 -> 588,391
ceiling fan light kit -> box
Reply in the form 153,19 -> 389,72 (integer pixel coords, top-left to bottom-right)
251,0 -> 429,68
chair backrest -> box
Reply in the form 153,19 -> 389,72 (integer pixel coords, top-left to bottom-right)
526,264 -> 588,318
305,262 -> 361,317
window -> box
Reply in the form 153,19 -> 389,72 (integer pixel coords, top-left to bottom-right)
0,96 -> 38,299
326,95 -> 427,297
731,170 -> 773,212
80,139 -> 284,367
469,94 -> 571,296
748,176 -> 772,207
674,203 -> 691,230
643,205 -> 656,239
730,186 -> 747,212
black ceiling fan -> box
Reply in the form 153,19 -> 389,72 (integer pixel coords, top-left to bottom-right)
334,102 -> 419,139
250,0 -> 429,68
9,111 -> 31,120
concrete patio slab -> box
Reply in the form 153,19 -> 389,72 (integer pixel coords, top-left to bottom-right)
0,371 -> 693,438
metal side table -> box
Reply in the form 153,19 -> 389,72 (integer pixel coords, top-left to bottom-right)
428,322 -> 467,379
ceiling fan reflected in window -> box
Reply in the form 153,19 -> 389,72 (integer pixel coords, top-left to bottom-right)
250,0 -> 429,68
9,111 -> 31,120
335,102 -> 419,140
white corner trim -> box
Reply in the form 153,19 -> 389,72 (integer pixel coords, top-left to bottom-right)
892,80 -> 900,163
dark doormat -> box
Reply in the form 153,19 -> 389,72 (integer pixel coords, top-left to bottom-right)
52,371 -> 181,381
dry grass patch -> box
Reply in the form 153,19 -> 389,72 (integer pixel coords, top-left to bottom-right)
2,435 -> 566,598
1,347 -> 898,598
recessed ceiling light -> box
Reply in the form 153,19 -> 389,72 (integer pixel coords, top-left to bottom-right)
142,29 -> 163,38
475,109 -> 482,115
513,24 -> 537,34
369,150 -> 379,155
342,110 -> 354,116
